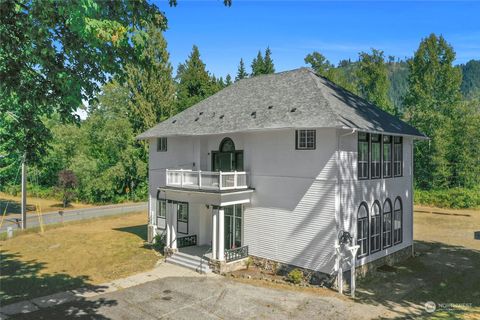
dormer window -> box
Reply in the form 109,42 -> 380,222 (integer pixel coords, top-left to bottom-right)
157,137 -> 167,152
295,130 -> 316,150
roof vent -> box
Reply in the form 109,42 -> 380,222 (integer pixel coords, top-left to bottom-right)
290,108 -> 297,113
194,117 -> 199,122
251,111 -> 256,118
268,105 -> 273,110
172,119 -> 177,124
219,115 -> 224,119
199,112 -> 203,115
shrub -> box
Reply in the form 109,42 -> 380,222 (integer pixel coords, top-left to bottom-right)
152,234 -> 166,253
287,268 -> 304,284
245,257 -> 253,269
415,187 -> 480,209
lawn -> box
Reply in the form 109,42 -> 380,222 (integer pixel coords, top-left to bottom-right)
356,205 -> 480,319
0,212 -> 159,305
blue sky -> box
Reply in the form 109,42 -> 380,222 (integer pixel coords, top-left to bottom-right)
152,0 -> 480,78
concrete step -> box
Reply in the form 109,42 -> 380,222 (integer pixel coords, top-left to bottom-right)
166,253 -> 212,274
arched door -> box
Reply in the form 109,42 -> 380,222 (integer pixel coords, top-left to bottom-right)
212,138 -> 244,171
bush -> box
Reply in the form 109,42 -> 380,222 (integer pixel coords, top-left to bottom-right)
152,234 -> 166,253
245,257 -> 253,269
415,187 -> 480,209
287,268 -> 304,284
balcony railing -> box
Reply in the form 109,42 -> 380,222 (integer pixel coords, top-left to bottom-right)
166,169 -> 248,191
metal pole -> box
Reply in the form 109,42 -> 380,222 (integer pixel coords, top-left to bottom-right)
21,155 -> 27,229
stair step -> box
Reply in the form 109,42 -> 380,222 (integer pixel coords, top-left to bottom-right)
166,253 -> 211,274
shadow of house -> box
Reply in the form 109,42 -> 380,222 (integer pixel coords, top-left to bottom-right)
113,224 -> 148,242
355,240 -> 480,319
0,199 -> 36,215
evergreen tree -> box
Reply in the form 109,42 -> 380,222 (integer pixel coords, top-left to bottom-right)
403,34 -> 463,189
236,58 -> 248,81
356,49 -> 394,113
263,47 -> 275,74
251,51 -> 265,76
225,74 -> 232,86
176,45 -> 218,111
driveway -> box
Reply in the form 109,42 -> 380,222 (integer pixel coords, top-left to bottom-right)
10,276 -> 394,320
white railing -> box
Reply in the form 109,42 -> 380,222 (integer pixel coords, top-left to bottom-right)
166,169 -> 248,191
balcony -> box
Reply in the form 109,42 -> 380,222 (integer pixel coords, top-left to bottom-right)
166,169 -> 248,191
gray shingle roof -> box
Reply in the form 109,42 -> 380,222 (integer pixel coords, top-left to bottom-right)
137,68 -> 426,139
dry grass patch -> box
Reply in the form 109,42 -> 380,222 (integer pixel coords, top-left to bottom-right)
0,212 -> 159,304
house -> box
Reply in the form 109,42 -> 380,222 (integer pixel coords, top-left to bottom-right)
137,68 -> 426,275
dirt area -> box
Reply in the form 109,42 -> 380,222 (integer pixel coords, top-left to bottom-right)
0,212 -> 159,305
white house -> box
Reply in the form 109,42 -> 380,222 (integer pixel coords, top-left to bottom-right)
138,68 -> 426,275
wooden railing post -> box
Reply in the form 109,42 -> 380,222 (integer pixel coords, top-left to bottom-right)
198,170 -> 202,189
166,169 -> 169,185
180,169 -> 184,188
219,171 -> 223,190
234,171 -> 237,188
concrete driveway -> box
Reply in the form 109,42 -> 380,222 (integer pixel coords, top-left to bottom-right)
10,276 -> 394,320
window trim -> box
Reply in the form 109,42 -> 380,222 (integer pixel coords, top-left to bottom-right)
382,135 -> 393,179
393,136 -> 403,177
357,202 -> 369,259
358,132 -> 370,180
370,200 -> 382,254
393,197 -> 403,245
176,201 -> 189,235
157,137 -> 167,152
370,134 -> 381,179
295,129 -> 316,150
382,198 -> 393,249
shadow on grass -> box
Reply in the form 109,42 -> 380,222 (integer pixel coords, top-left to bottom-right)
113,224 -> 148,241
0,251 -> 115,308
356,240 -> 480,319
0,198 -> 36,215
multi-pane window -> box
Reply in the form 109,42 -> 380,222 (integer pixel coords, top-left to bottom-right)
296,130 -> 316,150
383,136 -> 393,178
393,136 -> 403,177
177,202 -> 189,234
370,201 -> 381,253
157,137 -> 167,152
382,199 -> 393,248
357,203 -> 369,258
370,134 -> 381,179
393,197 -> 403,244
157,199 -> 167,229
358,132 -> 369,179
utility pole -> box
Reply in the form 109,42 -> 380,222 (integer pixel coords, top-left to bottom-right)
21,154 -> 27,229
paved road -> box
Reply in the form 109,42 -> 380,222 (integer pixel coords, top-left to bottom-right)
9,276 -> 395,320
0,202 -> 147,233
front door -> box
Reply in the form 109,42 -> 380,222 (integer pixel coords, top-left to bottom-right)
212,137 -> 244,172
224,204 -> 242,249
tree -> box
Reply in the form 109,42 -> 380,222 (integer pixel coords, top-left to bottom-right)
356,49 -> 394,113
225,74 -> 232,86
263,47 -> 275,74
403,34 -> 463,189
251,51 -> 265,77
57,170 -> 78,208
304,51 -> 333,77
176,45 -> 218,111
460,60 -> 480,100
236,58 -> 248,81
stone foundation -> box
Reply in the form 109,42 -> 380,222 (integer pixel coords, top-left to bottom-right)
210,257 -> 250,273
353,245 -> 413,278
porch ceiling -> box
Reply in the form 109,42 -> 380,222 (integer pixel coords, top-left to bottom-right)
158,186 -> 254,206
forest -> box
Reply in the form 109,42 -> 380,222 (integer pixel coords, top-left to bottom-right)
1,1 -> 479,208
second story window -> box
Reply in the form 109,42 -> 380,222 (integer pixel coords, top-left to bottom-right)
393,136 -> 403,177
370,134 -> 381,179
383,135 -> 392,178
358,132 -> 369,180
157,137 -> 167,152
296,130 -> 316,150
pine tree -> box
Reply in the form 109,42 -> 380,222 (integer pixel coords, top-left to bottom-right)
251,51 -> 265,76
263,47 -> 275,74
176,45 -> 218,112
236,58 -> 248,81
225,74 -> 232,86
403,34 -> 463,189
356,49 -> 394,114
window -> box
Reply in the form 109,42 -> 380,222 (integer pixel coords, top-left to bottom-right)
393,136 -> 403,177
370,201 -> 381,253
357,202 -> 369,258
212,137 -> 244,171
296,130 -> 316,150
383,136 -> 393,178
370,134 -> 381,179
382,199 -> 393,249
393,197 -> 403,244
157,137 -> 167,152
224,204 -> 243,249
157,199 -> 166,229
177,202 -> 189,234
358,132 -> 369,179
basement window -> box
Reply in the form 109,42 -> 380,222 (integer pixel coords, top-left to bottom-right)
157,137 -> 167,152
295,130 -> 316,150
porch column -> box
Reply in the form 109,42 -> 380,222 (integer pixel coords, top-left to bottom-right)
166,201 -> 171,248
212,207 -> 218,260
217,207 -> 225,261
171,201 -> 177,249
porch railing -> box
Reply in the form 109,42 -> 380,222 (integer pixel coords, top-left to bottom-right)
225,245 -> 249,262
166,169 -> 248,191
177,235 -> 197,248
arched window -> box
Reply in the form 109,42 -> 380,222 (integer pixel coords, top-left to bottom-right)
357,202 -> 369,258
220,137 -> 235,152
370,201 -> 381,253
394,197 -> 403,244
382,199 -> 393,249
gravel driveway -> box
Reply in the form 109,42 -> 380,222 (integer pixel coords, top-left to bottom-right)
10,276 -> 395,319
